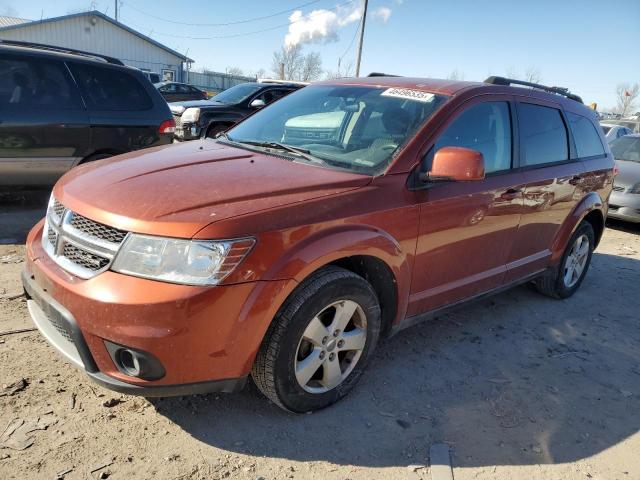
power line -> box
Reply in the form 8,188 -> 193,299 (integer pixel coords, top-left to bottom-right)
120,0 -> 356,40
122,0 -> 326,27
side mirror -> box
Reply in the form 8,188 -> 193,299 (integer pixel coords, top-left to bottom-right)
426,146 -> 485,182
250,99 -> 266,108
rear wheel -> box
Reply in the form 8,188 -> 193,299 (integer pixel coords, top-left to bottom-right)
252,266 -> 381,412
535,221 -> 594,299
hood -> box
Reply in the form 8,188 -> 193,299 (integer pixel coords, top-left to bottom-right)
53,141 -> 371,238
169,100 -> 225,115
614,159 -> 640,189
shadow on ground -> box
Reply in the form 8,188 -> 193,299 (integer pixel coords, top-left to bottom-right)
0,189 -> 49,244
153,252 -> 640,468
607,218 -> 640,235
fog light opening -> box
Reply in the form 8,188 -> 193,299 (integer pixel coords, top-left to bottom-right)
117,349 -> 141,377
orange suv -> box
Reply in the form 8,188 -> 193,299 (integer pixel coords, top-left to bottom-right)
23,75 -> 614,412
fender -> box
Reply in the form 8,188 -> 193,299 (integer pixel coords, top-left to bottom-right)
264,224 -> 412,325
550,191 -> 604,263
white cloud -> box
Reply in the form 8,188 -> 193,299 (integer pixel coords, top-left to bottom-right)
284,5 -> 362,47
371,6 -> 392,23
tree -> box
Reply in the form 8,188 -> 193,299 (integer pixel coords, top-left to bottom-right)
270,45 -> 323,81
226,66 -> 245,77
523,66 -> 542,84
504,66 -> 542,83
446,69 -> 465,81
615,83 -> 640,117
300,52 -> 323,81
325,59 -> 355,79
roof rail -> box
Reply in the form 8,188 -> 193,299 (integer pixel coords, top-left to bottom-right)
257,78 -> 310,86
0,39 -> 124,65
367,72 -> 401,77
484,76 -> 583,103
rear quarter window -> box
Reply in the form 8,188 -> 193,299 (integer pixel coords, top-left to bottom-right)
567,112 -> 605,158
68,63 -> 152,111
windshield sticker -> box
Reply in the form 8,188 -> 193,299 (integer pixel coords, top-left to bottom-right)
381,88 -> 435,103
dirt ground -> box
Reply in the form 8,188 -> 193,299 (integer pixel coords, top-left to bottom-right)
0,193 -> 639,480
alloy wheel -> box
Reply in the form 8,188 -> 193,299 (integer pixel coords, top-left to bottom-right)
294,300 -> 367,393
563,233 -> 590,288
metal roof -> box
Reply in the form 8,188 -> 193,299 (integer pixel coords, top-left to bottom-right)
0,10 -> 192,62
0,15 -> 29,28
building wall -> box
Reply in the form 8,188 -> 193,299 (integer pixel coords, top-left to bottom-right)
0,14 -> 185,81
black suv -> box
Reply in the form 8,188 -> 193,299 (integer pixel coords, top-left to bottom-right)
0,40 -> 175,186
170,81 -> 303,141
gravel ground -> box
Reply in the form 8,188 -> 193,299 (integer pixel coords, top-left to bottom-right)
0,194 -> 639,480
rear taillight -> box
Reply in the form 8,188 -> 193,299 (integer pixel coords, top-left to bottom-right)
159,119 -> 176,135
613,163 -> 620,177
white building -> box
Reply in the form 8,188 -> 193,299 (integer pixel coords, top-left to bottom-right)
0,11 -> 192,82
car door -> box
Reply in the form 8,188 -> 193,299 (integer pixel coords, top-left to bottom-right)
408,98 -> 525,315
67,62 -> 163,154
504,100 -> 583,282
0,53 -> 90,186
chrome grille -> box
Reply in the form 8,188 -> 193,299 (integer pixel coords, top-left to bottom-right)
52,199 -> 66,218
70,214 -> 127,244
62,243 -> 110,271
43,197 -> 129,279
612,185 -> 625,192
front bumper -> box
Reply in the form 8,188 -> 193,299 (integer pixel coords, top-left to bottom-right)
22,269 -> 246,396
173,119 -> 200,141
608,191 -> 640,223
23,220 -> 291,396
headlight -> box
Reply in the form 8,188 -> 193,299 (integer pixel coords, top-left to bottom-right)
111,234 -> 255,285
181,108 -> 200,123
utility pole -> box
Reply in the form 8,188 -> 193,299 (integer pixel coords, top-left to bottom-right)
114,0 -> 118,21
354,0 -> 368,77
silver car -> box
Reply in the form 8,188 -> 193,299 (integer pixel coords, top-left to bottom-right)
609,134 -> 640,223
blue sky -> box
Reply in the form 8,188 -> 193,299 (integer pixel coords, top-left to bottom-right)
2,0 -> 638,109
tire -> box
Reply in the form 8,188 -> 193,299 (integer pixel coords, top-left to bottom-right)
205,124 -> 228,139
252,266 -> 381,412
534,221 -> 595,299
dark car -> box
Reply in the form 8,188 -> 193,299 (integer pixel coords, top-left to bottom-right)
170,81 -> 303,141
154,81 -> 208,103
0,40 -> 175,186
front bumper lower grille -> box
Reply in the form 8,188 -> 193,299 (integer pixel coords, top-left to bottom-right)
43,198 -> 129,279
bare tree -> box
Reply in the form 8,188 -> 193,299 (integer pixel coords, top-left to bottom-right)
300,52 -> 323,82
271,45 -> 323,81
523,66 -> 542,83
504,66 -> 543,83
271,45 -> 304,80
446,69 -> 465,81
325,59 -> 355,79
615,83 -> 640,117
226,66 -> 245,77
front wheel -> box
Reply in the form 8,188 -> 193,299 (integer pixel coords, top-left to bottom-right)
252,266 -> 381,412
534,221 -> 595,299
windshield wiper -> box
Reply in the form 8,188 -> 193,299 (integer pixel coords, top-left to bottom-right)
237,140 -> 329,165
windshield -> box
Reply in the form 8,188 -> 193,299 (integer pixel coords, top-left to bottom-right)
610,136 -> 640,162
224,85 -> 447,175
211,83 -> 262,104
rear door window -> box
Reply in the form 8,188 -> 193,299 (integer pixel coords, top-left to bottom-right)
567,112 -> 605,158
435,102 -> 512,173
68,63 -> 152,111
518,103 -> 568,166
0,55 -> 81,109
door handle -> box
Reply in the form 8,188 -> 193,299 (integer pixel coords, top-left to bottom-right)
569,175 -> 582,186
500,188 -> 522,200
